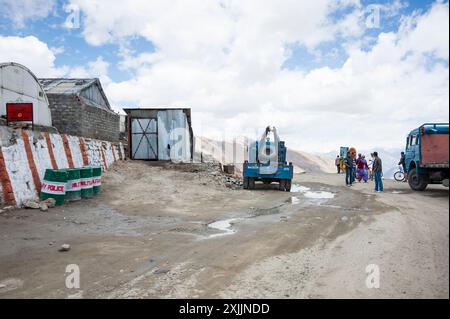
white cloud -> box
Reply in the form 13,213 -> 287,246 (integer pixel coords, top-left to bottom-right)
0,35 -> 111,87
0,35 -> 63,76
0,0 -> 56,28
66,56 -> 111,85
2,1 -> 448,153
50,46 -> 65,55
80,1 -> 447,152
398,1 -> 449,60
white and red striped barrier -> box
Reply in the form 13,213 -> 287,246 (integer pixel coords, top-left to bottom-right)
0,126 -> 125,207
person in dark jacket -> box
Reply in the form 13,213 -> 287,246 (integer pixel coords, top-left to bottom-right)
398,151 -> 407,181
344,152 -> 354,186
373,151 -> 383,192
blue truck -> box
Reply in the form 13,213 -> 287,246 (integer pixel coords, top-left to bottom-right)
243,126 -> 294,191
405,123 -> 449,191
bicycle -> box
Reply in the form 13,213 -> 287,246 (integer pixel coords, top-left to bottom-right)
394,165 -> 406,181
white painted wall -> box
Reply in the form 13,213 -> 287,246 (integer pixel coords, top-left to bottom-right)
49,133 -> 69,169
0,125 -> 124,206
28,131 -> 53,181
1,134 -> 37,202
68,135 -> 84,168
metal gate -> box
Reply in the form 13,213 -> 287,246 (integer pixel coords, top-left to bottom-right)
131,118 -> 158,160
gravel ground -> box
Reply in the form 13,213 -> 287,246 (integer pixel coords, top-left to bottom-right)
0,161 -> 447,298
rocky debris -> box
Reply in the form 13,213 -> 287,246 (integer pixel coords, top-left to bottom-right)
157,156 -> 244,189
23,198 -> 56,211
59,244 -> 71,252
23,199 -> 40,209
154,268 -> 170,275
223,176 -> 243,189
41,198 -> 56,208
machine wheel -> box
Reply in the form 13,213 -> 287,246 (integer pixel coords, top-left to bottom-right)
408,168 -> 429,191
248,177 -> 255,189
279,179 -> 286,191
243,177 -> 249,189
285,179 -> 291,192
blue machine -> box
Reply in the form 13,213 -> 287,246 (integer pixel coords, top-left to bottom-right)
243,126 -> 293,191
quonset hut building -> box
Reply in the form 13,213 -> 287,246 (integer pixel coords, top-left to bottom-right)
0,62 -> 52,127
124,108 -> 193,162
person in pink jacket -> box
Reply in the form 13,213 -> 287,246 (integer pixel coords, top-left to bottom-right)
356,155 -> 369,183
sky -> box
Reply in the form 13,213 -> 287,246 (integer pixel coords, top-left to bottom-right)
0,0 -> 448,153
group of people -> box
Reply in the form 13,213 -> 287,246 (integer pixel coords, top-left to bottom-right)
335,151 -> 384,192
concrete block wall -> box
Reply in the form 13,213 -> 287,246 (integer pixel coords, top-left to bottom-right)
47,94 -> 120,142
80,102 -> 120,142
47,95 -> 83,137
0,125 -> 124,207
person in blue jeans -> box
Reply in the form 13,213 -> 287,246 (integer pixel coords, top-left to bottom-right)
372,151 -> 383,192
344,152 -> 353,186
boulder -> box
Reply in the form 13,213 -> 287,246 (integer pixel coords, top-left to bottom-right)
41,198 -> 56,208
23,199 -> 40,209
59,244 -> 71,252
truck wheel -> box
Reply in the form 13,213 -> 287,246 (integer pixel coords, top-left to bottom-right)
285,179 -> 291,192
249,177 -> 255,189
243,177 -> 249,189
279,179 -> 286,191
408,168 -> 429,191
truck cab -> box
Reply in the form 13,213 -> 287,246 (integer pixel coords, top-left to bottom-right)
405,123 -> 449,191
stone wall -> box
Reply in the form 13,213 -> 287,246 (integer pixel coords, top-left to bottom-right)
0,125 -> 125,207
47,94 -> 120,142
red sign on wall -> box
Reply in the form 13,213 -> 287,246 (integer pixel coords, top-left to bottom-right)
6,103 -> 33,122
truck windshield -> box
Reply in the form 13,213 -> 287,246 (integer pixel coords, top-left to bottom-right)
410,135 -> 417,146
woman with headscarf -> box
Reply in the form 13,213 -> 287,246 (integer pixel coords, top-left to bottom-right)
357,155 -> 369,183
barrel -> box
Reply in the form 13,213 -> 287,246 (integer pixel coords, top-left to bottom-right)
40,169 -> 68,206
92,166 -> 102,195
80,167 -> 94,198
65,168 -> 81,201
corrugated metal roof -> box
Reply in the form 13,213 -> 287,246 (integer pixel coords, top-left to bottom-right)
38,78 -> 97,94
38,78 -> 111,110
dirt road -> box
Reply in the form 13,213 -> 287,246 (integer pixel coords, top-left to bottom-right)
0,161 -> 448,298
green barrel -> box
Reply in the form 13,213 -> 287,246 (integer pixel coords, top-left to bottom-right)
40,169 -> 68,206
92,166 -> 102,195
65,168 -> 81,201
80,167 -> 94,198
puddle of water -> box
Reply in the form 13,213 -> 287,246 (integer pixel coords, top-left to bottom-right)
291,184 -> 335,199
290,184 -> 311,193
291,196 -> 300,205
207,218 -> 240,238
304,191 -> 335,199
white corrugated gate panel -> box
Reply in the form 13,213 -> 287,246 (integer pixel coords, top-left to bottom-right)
157,110 -> 190,162
131,118 -> 158,160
